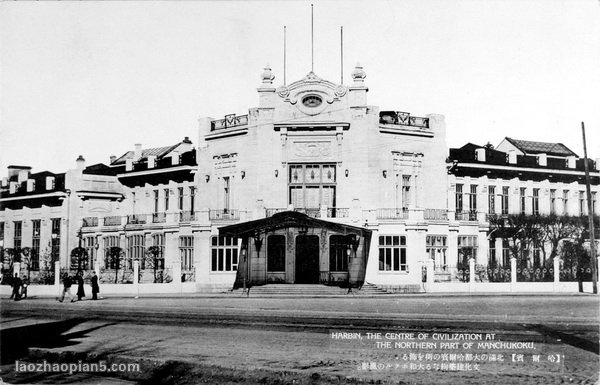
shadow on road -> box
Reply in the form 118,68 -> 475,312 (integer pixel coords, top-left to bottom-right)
528,324 -> 599,355
0,318 -> 117,364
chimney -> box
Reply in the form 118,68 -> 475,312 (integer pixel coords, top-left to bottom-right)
475,148 -> 486,162
147,155 -> 156,169
507,150 -> 517,164
110,155 -> 117,164
76,155 -> 85,170
536,153 -> 547,166
46,176 -> 55,190
134,144 -> 142,160
179,137 -> 193,152
567,156 -> 576,168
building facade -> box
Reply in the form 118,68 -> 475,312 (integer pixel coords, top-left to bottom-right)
1,65 -> 598,291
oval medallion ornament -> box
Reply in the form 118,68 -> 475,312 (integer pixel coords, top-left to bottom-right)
302,95 -> 322,108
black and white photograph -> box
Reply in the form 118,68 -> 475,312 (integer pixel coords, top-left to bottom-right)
0,1 -> 599,384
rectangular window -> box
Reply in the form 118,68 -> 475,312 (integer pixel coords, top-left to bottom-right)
178,187 -> 184,211
179,236 -> 194,270
164,189 -> 170,211
223,177 -> 231,212
401,175 -> 411,210
104,236 -> 120,269
457,235 -> 478,265
84,236 -> 96,270
520,187 -> 526,214
579,191 -> 585,216
563,190 -> 569,215
329,235 -> 349,272
550,189 -> 556,215
488,239 -> 496,266
150,233 -> 165,270
13,221 -> 22,250
127,234 -> 145,270
455,184 -> 463,213
189,187 -> 196,213
488,186 -> 496,214
468,185 -> 477,213
211,236 -> 239,272
51,218 -> 61,262
501,239 -> 510,266
426,235 -> 447,271
267,235 -> 286,272
154,190 -> 159,213
288,164 -> 336,208
501,186 -> 509,215
378,235 -> 407,272
532,188 -> 540,216
31,220 -> 41,271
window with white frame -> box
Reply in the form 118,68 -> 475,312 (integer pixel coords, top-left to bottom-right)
426,235 -> 447,271
455,184 -> 463,213
288,164 -> 336,209
13,221 -> 22,250
563,190 -> 569,215
150,233 -> 165,270
211,236 -> 239,272
84,236 -> 96,270
488,186 -> 495,214
31,220 -> 40,271
180,236 -> 194,270
520,188 -> 526,214
104,235 -> 120,269
127,234 -> 145,270
532,188 -> 540,216
51,218 -> 61,262
468,185 -> 477,213
550,189 -> 556,215
501,186 -> 509,215
579,191 -> 585,216
457,235 -> 478,265
378,235 -> 407,272
401,175 -> 411,210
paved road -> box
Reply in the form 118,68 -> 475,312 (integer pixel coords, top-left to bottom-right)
1,295 -> 598,384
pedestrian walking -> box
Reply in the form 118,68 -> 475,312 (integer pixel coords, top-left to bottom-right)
76,271 -> 85,301
91,271 -> 100,300
58,273 -> 75,302
20,275 -> 29,299
10,273 -> 22,301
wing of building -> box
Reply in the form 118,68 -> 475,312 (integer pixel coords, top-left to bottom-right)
1,66 -> 599,293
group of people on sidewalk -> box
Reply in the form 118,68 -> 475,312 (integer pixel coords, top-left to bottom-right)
9,273 -> 28,301
59,271 -> 100,302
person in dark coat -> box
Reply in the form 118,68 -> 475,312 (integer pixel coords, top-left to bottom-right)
10,273 -> 21,301
20,275 -> 29,299
76,271 -> 85,301
91,271 -> 99,300
59,273 -> 75,302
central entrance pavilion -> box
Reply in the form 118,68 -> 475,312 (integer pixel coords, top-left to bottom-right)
218,211 -> 372,289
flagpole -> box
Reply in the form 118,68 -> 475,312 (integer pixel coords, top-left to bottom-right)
581,121 -> 598,294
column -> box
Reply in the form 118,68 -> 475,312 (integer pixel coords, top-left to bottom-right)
510,257 -> 517,284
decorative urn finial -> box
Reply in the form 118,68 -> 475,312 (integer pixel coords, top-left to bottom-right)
351,62 -> 366,83
261,64 -> 275,85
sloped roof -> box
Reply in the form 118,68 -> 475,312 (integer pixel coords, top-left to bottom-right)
505,137 -> 577,157
218,211 -> 371,238
111,144 -> 179,165
83,163 -> 119,176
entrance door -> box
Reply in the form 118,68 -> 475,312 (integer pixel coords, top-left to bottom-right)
295,235 -> 320,284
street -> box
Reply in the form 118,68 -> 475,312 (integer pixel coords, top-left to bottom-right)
1,294 -> 598,384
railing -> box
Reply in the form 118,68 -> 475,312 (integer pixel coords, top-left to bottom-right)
210,114 -> 249,131
209,209 -> 240,220
127,214 -> 147,225
179,211 -> 197,223
327,208 -> 349,218
103,216 -> 122,226
152,212 -> 166,224
454,211 -> 478,221
82,217 -> 98,227
294,208 -> 321,218
379,111 -> 429,128
516,266 -> 554,282
266,208 -> 287,217
376,208 -> 408,219
423,209 -> 448,220
319,271 -> 349,286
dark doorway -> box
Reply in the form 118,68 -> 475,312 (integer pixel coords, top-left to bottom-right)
295,235 -> 320,284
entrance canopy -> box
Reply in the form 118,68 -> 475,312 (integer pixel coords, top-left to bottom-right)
218,210 -> 371,238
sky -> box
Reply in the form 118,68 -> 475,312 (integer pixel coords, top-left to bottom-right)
1,0 -> 599,174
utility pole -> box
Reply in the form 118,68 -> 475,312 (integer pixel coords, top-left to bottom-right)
581,122 -> 597,294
